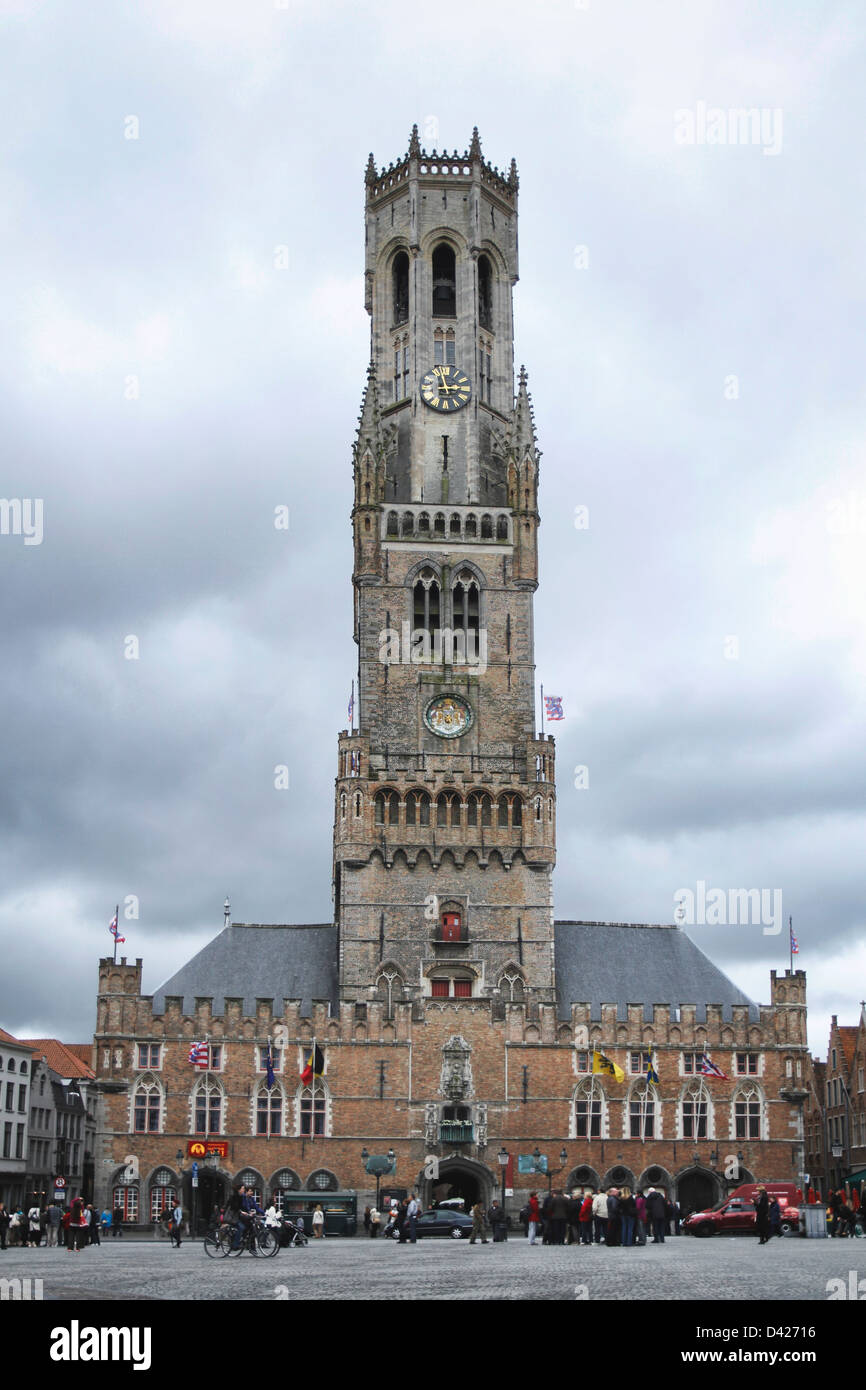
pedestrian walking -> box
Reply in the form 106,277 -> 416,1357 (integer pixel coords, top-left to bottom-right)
27,1204 -> 42,1247
170,1199 -> 183,1247
469,1200 -> 489,1244
363,1205 -> 371,1235
0,1202 -> 9,1250
312,1203 -> 325,1239
526,1191 -> 540,1245
369,1206 -> 381,1238
100,1207 -> 112,1238
754,1186 -> 770,1245
87,1205 -> 100,1245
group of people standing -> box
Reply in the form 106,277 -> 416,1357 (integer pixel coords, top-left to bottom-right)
521,1188 -> 679,1247
0,1198 -> 120,1251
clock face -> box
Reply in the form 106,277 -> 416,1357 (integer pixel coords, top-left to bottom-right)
419,365 -> 472,413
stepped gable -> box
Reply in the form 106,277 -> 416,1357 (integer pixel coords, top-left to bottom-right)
553,920 -> 758,1023
151,922 -> 338,1018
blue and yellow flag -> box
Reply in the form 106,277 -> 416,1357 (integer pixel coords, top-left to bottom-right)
592,1050 -> 625,1083
644,1051 -> 659,1085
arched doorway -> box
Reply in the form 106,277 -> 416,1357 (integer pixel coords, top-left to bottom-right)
423,1157 -> 493,1212
677,1168 -> 720,1218
196,1168 -> 228,1230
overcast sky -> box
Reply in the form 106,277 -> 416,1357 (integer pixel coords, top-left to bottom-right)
1,0 -> 863,1057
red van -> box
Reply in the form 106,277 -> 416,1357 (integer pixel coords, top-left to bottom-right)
683,1182 -> 801,1238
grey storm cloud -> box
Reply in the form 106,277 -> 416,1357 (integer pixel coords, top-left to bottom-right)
1,0 -> 864,1055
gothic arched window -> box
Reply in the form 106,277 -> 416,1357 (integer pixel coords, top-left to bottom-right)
374,789 -> 400,826
386,511 -> 399,536
256,1082 -> 284,1136
499,970 -> 525,1002
574,1078 -> 604,1138
392,251 -> 409,325
413,568 -> 440,640
376,968 -> 404,1018
432,243 -> 456,317
405,789 -> 430,826
467,792 -> 492,827
733,1084 -> 763,1140
452,570 -> 479,637
299,1085 -> 327,1137
680,1080 -> 711,1139
628,1081 -> 658,1139
132,1078 -> 162,1134
478,254 -> 493,329
192,1078 -> 224,1135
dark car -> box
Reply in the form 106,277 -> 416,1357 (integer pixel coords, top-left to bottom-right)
387,1209 -> 474,1240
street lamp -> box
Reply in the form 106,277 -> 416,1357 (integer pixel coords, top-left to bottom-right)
361,1147 -> 396,1208
533,1146 -> 569,1193
497,1146 -> 509,1209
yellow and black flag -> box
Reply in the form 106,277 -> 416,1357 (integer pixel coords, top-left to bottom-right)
592,1050 -> 625,1083
300,1045 -> 325,1085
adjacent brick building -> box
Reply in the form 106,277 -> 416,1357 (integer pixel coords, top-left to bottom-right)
90,127 -> 812,1230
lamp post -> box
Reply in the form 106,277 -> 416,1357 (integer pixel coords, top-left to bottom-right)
533,1146 -> 569,1194
361,1147 -> 396,1208
497,1146 -> 509,1210
175,1149 -> 185,1242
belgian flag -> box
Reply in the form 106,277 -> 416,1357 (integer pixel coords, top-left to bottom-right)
300,1045 -> 325,1085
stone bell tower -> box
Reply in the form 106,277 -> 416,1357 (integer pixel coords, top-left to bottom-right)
334,126 -> 556,1014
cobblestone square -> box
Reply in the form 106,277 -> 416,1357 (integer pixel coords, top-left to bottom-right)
2,1234 -> 864,1303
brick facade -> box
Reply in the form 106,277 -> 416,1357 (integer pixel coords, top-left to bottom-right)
90,128 -> 813,1228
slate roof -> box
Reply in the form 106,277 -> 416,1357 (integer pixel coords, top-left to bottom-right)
151,923 -> 338,1018
553,921 -> 759,1022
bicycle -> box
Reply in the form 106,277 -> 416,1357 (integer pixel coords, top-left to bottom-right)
225,1216 -> 279,1258
203,1218 -> 234,1259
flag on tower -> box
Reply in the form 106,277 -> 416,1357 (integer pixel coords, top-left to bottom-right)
699,1053 -> 727,1079
592,1050 -> 625,1083
790,920 -> 799,955
300,1045 -> 325,1085
348,682 -> 355,727
109,912 -> 125,945
544,695 -> 564,721
188,1042 -> 209,1069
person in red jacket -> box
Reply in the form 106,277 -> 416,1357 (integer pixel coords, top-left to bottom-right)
527,1191 -> 540,1245
579,1192 -> 594,1245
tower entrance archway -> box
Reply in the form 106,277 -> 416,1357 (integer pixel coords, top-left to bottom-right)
422,1157 -> 493,1213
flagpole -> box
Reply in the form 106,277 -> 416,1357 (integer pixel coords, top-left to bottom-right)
113,904 -> 119,965
789,916 -> 793,973
350,680 -> 355,734
311,1036 -> 316,1144
540,684 -> 545,737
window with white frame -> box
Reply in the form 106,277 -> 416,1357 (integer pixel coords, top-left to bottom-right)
681,1080 -> 710,1139
132,1079 -> 162,1134
736,1052 -> 759,1075
734,1084 -> 763,1140
256,1083 -> 284,1136
193,1078 -> 223,1135
628,1081 -> 658,1139
137,1044 -> 161,1070
574,1078 -> 604,1138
